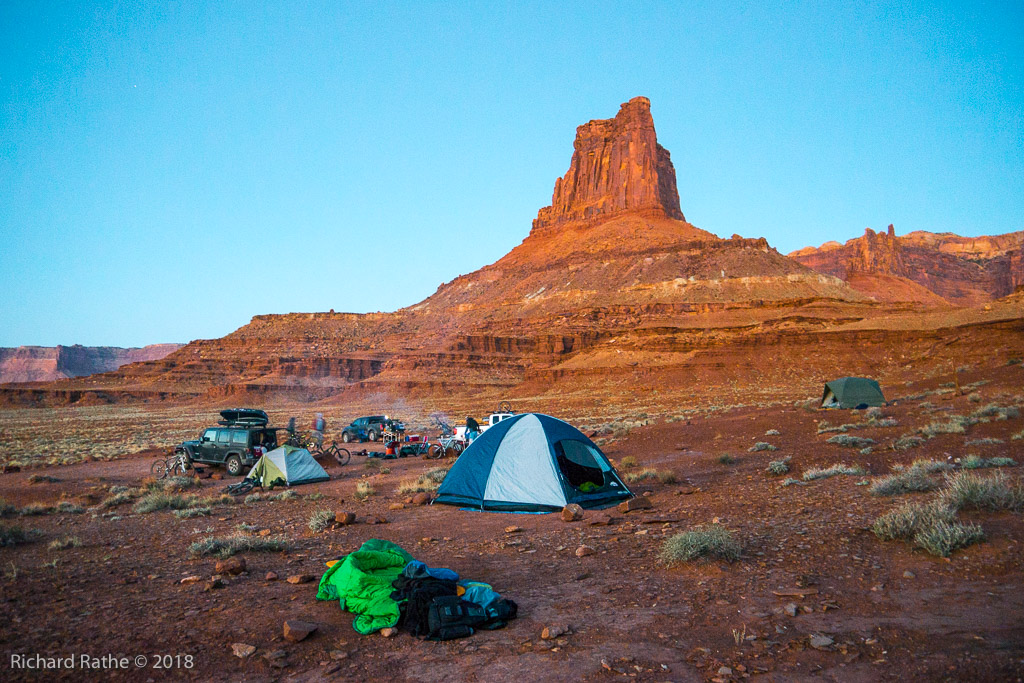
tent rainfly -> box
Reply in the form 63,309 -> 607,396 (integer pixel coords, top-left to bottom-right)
821,377 -> 886,409
246,445 -> 329,487
434,413 -> 633,512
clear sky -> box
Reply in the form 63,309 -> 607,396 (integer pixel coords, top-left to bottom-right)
2,1 -> 1022,347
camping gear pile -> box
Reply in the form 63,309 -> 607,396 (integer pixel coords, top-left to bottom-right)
821,376 -> 886,409
317,539 -> 517,640
435,413 -> 633,512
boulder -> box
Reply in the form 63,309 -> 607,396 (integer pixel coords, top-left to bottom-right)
265,571 -> 278,581
380,627 -> 398,638
283,620 -> 318,643
560,504 -> 584,522
231,643 -> 256,658
411,492 -> 433,505
335,512 -> 356,525
286,574 -> 314,585
541,624 -> 570,640
215,556 -> 246,576
575,545 -> 595,557
618,497 -> 653,513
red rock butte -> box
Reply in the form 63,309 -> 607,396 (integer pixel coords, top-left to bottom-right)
532,96 -> 684,235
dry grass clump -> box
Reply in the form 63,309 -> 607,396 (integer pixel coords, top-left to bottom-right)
397,467 -> 449,495
893,435 -> 925,451
307,509 -> 334,532
146,475 -> 202,492
661,524 -> 741,564
243,490 -> 298,503
920,415 -> 978,438
940,471 -> 1024,512
914,521 -> 986,557
99,491 -> 137,509
802,463 -> 866,481
826,434 -> 875,449
0,497 -> 15,517
869,468 -> 938,497
27,474 -> 60,484
0,524 -> 42,547
134,492 -> 199,513
748,442 -> 775,453
53,501 -> 84,515
965,437 -> 1004,446
619,456 -> 639,469
173,507 -> 211,519
764,429 -> 780,436
765,458 -> 791,476
962,455 -> 1017,470
355,481 -> 376,501
970,404 -> 1020,421
18,503 -> 52,516
48,535 -> 82,551
904,459 -> 953,473
188,534 -> 288,559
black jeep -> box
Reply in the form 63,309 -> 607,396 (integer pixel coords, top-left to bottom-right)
175,408 -> 278,476
340,415 -> 404,443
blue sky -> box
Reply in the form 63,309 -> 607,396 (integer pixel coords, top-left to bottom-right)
2,1 -> 1022,347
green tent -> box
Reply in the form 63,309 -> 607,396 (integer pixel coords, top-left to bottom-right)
246,445 -> 329,487
821,377 -> 886,409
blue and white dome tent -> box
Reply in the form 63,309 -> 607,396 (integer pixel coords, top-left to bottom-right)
434,413 -> 633,512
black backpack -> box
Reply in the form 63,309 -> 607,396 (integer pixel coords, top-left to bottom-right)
426,596 -> 490,641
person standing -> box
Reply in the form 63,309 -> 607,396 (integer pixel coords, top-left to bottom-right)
465,416 -> 481,444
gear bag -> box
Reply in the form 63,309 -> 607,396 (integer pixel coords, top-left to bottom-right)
426,595 -> 490,641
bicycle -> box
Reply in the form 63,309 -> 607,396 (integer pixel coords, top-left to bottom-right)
426,417 -> 465,459
309,441 -> 351,466
151,450 -> 191,479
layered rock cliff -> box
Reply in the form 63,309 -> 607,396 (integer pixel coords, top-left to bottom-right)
791,227 -> 1024,306
532,97 -> 684,235
0,344 -> 182,384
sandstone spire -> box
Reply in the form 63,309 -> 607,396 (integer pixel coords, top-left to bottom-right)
531,96 -> 684,235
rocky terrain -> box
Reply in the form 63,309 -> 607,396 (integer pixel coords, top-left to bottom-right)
0,345 -> 181,385
790,226 -> 1024,306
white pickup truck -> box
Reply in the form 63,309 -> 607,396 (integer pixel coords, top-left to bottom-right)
453,412 -> 515,440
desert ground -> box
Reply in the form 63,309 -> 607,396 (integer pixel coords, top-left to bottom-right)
1,362 -> 1023,682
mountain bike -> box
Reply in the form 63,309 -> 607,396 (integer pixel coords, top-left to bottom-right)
151,450 -> 191,479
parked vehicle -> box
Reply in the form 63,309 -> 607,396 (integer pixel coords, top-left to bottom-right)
453,411 -> 515,440
341,415 -> 404,443
174,408 -> 278,476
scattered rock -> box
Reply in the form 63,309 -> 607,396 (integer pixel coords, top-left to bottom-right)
504,526 -> 523,534
575,545 -> 595,557
903,570 -> 916,579
809,634 -> 834,650
588,513 -> 616,526
258,529 -> 272,537
369,515 -> 388,525
718,666 -> 733,676
287,574 -> 314,585
215,556 -> 246,576
389,503 -> 405,511
180,575 -> 201,584
265,571 -> 279,581
541,625 -> 570,640
560,504 -> 585,522
231,643 -> 256,658
618,497 -> 653,513
283,620 -> 319,643
210,473 -> 222,481
380,627 -> 398,638
784,603 -> 798,617
329,650 -> 349,661
411,492 -> 433,505
204,578 -> 224,591
335,512 -> 356,525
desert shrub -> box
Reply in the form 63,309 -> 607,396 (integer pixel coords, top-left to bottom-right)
781,478 -> 807,486
941,471 -> 1024,512
306,492 -> 326,501
53,501 -> 84,515
1009,358 -> 1022,366
308,509 -> 334,532
201,494 -> 235,506
235,522 -> 258,533
149,476 -> 201,492
355,481 -> 375,501
660,524 -> 741,564
99,492 -> 136,509
826,434 -> 875,449
625,468 -> 659,483
987,457 -> 1017,468
397,467 -> 449,495
18,503 -> 51,516
870,468 -> 938,496
48,536 -> 82,551
619,456 -> 638,469
920,415 -> 977,438
657,470 -> 678,485
173,507 -> 211,519
764,429 -> 780,436
244,490 -> 298,503
1014,429 -> 1024,441
913,521 -> 985,557
967,392 -> 982,403
859,447 -> 873,455
717,455 -> 738,466
748,442 -> 775,453
188,534 -> 288,559
0,497 -> 15,517
0,524 -> 42,547
965,437 -> 1003,447
970,404 -> 1018,420
27,474 -> 60,484
133,492 -> 197,514
766,458 -> 790,476
803,463 -> 866,481
872,501 -> 956,541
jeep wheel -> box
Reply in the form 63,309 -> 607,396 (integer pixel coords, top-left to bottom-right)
225,455 -> 243,477
367,430 -> 378,442
342,432 -> 351,443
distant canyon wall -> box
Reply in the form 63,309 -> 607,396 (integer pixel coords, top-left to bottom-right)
0,344 -> 182,384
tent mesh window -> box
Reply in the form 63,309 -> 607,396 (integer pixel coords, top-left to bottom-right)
554,440 -> 608,490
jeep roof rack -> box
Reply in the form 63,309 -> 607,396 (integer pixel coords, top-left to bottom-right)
218,408 -> 269,427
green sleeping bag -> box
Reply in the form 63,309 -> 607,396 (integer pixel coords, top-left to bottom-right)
316,538 -> 414,634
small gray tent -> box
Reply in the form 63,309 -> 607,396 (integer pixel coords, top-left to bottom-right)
245,445 -> 329,487
821,377 -> 886,409
434,413 -> 632,512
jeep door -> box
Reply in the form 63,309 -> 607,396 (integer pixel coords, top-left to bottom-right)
214,428 -> 232,462
229,429 -> 248,462
197,428 -> 220,462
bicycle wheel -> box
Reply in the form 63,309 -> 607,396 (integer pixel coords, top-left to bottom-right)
150,459 -> 167,479
427,444 -> 444,460
333,446 -> 351,466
